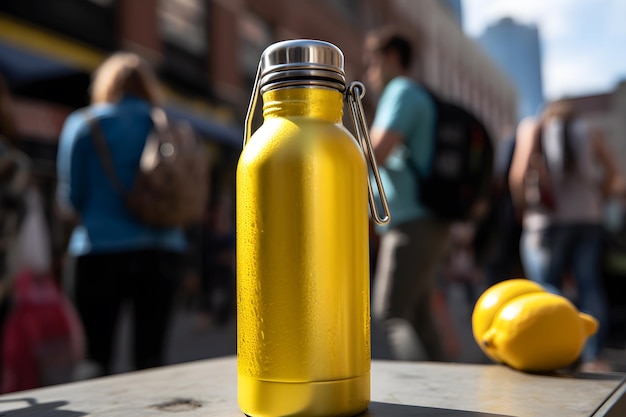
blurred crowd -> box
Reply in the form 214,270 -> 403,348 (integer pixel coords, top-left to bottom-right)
1,28 -> 625,395
0,55 -> 236,392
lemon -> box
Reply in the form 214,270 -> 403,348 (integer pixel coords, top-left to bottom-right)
472,279 -> 599,372
482,293 -> 598,371
472,279 -> 544,362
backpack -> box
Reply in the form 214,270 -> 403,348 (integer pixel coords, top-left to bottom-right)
88,108 -> 209,228
406,90 -> 494,221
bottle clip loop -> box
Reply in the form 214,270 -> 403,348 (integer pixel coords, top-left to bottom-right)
243,60 -> 262,148
347,81 -> 391,226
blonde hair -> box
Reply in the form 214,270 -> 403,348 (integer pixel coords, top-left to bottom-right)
90,52 -> 163,105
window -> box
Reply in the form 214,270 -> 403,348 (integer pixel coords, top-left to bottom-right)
239,14 -> 272,91
158,0 -> 209,91
159,0 -> 207,56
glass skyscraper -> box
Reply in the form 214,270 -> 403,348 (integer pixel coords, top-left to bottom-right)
478,18 -> 544,121
440,0 -> 463,28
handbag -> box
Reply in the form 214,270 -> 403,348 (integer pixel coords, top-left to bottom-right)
1,268 -> 85,393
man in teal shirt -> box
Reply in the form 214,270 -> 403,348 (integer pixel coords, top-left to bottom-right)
365,27 -> 450,361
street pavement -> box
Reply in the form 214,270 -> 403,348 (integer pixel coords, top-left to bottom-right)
111,281 -> 626,375
111,282 -> 490,374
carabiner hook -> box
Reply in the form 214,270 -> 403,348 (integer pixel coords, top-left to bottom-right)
243,60 -> 262,148
346,81 -> 391,226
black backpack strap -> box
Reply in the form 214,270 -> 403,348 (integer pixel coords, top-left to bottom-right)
84,111 -> 129,199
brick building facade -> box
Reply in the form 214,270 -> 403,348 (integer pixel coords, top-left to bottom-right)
0,0 -> 517,147
0,0 -> 518,271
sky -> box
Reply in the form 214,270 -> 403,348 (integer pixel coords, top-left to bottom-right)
462,0 -> 626,100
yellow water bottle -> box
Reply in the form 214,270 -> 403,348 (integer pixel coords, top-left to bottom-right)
236,39 -> 390,417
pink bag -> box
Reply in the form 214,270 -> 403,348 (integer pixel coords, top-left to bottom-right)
1,269 -> 85,393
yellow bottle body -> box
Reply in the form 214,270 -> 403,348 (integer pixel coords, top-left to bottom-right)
236,88 -> 370,417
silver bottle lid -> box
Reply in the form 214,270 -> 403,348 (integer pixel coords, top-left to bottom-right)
258,39 -> 346,92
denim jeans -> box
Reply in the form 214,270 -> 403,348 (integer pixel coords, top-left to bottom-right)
541,224 -> 608,362
520,227 -> 552,289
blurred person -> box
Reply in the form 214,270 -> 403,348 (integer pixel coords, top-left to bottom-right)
364,27 -> 450,361
509,99 -> 624,372
196,203 -> 235,329
509,117 -> 552,292
1,75 -> 87,394
0,73 -> 30,363
442,222 -> 482,306
473,126 -> 523,287
0,73 -> 29,285
56,52 -> 186,376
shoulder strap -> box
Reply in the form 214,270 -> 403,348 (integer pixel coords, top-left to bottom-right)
84,111 -> 129,198
562,117 -> 576,172
530,120 -> 545,159
150,107 -> 169,134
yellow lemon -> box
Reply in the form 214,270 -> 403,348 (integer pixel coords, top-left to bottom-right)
482,292 -> 598,371
472,279 -> 545,362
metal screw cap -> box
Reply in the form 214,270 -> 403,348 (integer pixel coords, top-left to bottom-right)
258,39 -> 346,92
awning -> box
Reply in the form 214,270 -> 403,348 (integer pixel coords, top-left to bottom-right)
166,105 -> 242,148
0,13 -> 103,73
0,43 -> 242,146
0,40 -> 92,107
0,15 -> 242,148
0,13 -> 100,107
0,40 -> 83,87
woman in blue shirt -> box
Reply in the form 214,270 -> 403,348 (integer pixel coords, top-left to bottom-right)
57,52 -> 186,375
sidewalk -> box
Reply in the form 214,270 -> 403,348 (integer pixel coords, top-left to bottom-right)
111,281 -> 625,374
111,282 -> 489,374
